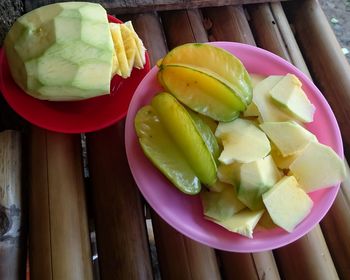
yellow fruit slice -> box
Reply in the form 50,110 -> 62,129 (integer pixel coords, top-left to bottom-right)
160,43 -> 252,106
159,63 -> 243,121
109,23 -> 129,78
120,24 -> 136,76
125,21 -> 146,68
111,46 -> 121,76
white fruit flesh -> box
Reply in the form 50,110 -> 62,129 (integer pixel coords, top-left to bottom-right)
243,102 -> 260,117
250,73 -> 266,87
5,2 -> 114,100
253,76 -> 291,122
262,176 -> 313,232
270,143 -> 300,169
270,74 -> 315,123
260,121 -> 317,156
215,119 -> 271,164
201,184 -> 245,221
290,142 -> 347,192
208,209 -> 264,238
217,162 -> 241,185
208,181 -> 227,192
238,155 -> 282,210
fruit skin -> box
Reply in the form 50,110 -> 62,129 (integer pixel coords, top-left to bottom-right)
217,162 -> 241,186
253,76 -> 290,122
201,183 -> 245,221
158,63 -> 242,121
187,109 -> 220,164
262,176 -> 313,232
270,74 -> 315,123
135,105 -> 201,195
237,155 -> 282,211
207,209 -> 264,239
5,2 -> 114,101
160,43 -> 253,106
151,92 -> 217,186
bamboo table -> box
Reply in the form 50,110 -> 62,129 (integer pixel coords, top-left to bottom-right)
1,1 -> 350,279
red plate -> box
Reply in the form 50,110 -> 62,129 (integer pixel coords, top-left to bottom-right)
0,15 -> 150,133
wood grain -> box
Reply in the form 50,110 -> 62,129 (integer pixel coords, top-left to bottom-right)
269,2 -> 310,77
152,213 -> 221,280
286,0 -> 350,158
283,1 -> 350,277
249,3 -> 339,279
274,226 -> 339,280
202,5 -> 255,45
160,9 -> 208,48
0,0 -> 27,131
247,3 -> 291,61
122,12 -> 169,66
0,131 -> 26,280
87,121 -> 153,280
23,0 -> 288,14
29,128 -> 93,280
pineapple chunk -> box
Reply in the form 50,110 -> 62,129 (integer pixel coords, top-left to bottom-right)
120,24 -> 137,76
110,23 -> 129,78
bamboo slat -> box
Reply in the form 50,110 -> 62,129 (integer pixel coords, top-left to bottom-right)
152,213 -> 221,280
274,227 -> 339,280
29,128 -> 93,280
125,13 -> 169,66
23,0 -> 288,15
286,0 -> 350,157
248,3 -> 338,279
0,131 -> 26,280
161,9 -> 208,48
132,10 -> 221,280
269,2 -> 310,76
247,3 -> 291,61
86,122 -> 153,280
202,5 -> 255,45
284,1 -> 350,277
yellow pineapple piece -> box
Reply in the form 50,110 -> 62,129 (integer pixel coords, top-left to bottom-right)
125,21 -> 146,69
109,23 -> 129,78
120,24 -> 136,77
111,46 -> 121,76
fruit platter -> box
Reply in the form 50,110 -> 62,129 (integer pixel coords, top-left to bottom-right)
126,41 -> 346,252
0,1 -> 346,254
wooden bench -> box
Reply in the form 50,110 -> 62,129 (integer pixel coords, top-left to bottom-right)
1,1 -> 350,279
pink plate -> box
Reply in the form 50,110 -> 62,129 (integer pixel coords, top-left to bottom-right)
125,42 -> 343,252
0,15 -> 150,133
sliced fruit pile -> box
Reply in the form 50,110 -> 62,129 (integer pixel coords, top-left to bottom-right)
134,43 -> 347,238
109,21 -> 146,78
207,73 -> 346,237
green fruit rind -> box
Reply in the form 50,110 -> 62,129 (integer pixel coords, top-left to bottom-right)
135,105 -> 201,195
4,2 -> 113,100
159,63 -> 242,122
186,109 -> 220,163
151,92 -> 217,186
